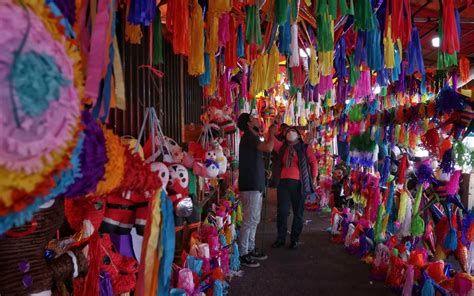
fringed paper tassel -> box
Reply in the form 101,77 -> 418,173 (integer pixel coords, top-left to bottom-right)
407,25 -> 425,75
225,17 -> 238,68
207,13 -> 219,55
421,278 -> 435,296
289,23 -> 299,67
209,53 -> 218,95
278,14 -> 291,56
170,0 -> 189,55
199,53 -> 211,86
230,241 -> 240,271
374,204 -> 386,243
245,5 -> 262,46
335,38 -> 346,78
219,13 -> 231,47
349,54 -> 360,86
152,10 -> 163,65
442,0 -> 460,55
398,154 -> 408,186
421,128 -> 440,156
354,0 -> 375,31
460,56 -> 471,82
411,186 -> 425,237
367,23 -> 382,71
188,0 -> 205,76
384,16 -> 395,69
237,24 -> 245,58
400,195 -> 412,237
275,0 -> 289,25
308,47 -> 320,85
266,44 -> 280,88
214,280 -> 224,296
398,190 -> 408,224
402,265 -> 414,296
440,148 -> 455,174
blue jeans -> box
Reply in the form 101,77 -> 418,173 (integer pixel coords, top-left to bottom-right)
238,191 -> 263,256
277,179 -> 304,243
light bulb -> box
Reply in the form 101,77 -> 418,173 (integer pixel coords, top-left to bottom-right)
432,36 -> 440,48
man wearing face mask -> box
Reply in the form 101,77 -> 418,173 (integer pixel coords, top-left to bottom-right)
237,113 -> 277,267
271,127 -> 318,250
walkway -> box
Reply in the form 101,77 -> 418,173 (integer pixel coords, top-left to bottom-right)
229,189 -> 395,296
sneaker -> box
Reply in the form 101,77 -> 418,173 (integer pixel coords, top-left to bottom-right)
271,240 -> 285,248
240,254 -> 260,268
289,241 -> 299,250
249,249 -> 268,260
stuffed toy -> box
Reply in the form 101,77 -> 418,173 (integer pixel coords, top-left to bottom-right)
211,141 -> 228,175
207,99 -> 237,135
167,164 -> 194,217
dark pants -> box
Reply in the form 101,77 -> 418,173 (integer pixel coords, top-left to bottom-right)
277,179 -> 304,243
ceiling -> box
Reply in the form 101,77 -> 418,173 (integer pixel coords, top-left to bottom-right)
411,0 -> 474,68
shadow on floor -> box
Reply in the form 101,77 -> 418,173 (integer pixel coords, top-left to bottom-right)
229,189 -> 396,296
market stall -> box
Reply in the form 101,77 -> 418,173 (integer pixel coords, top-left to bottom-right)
1,0 -> 474,295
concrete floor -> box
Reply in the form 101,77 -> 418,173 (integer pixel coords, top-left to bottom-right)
229,189 -> 396,296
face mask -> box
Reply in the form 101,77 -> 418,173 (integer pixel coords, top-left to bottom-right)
286,131 -> 298,142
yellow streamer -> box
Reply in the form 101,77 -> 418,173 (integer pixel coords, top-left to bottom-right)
209,52 -> 218,95
113,36 -> 126,110
206,13 -> 219,55
308,47 -> 320,85
384,16 -> 395,69
188,0 -> 205,76
320,51 -> 334,76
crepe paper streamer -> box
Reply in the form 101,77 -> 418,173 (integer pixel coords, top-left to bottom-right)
208,0 -> 231,14
167,0 -> 189,55
274,0 -> 289,25
442,0 -> 460,55
199,53 -> 211,86
157,193 -> 175,295
136,190 -> 162,296
278,12 -> 291,56
389,0 -> 412,48
237,24 -> 245,58
208,53 -> 218,95
374,204 -> 385,243
125,18 -> 143,44
399,192 -> 412,237
402,265 -> 414,296
93,3 -> 117,123
316,12 -> 334,53
366,24 -> 382,71
398,154 -> 408,186
398,190 -> 408,225
0,2 -> 81,174
188,0 -> 205,76
308,48 -> 320,86
289,23 -> 299,67
440,148 -> 455,174
152,9 -> 164,65
266,44 -> 280,89
459,57 -> 470,82
407,26 -> 425,75
112,37 -> 126,110
354,70 -> 371,100
84,0 -> 111,103
411,187 -> 425,237
225,17 -> 238,68
128,0 -> 156,26
245,5 -> 262,46
335,38 -> 346,78
218,13 -> 231,47
354,0 -> 375,31
206,13 -> 219,55
349,54 -> 360,86
383,16 -> 395,69
0,132 -> 83,234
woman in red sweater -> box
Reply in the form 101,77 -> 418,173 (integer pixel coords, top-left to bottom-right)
271,127 -> 318,250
